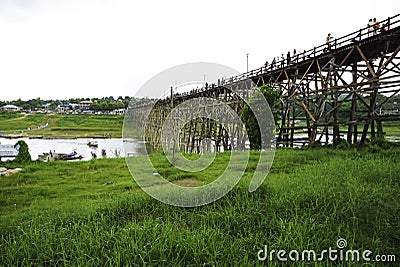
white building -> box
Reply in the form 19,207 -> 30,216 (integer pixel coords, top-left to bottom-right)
111,108 -> 126,115
2,105 -> 21,111
79,101 -> 92,110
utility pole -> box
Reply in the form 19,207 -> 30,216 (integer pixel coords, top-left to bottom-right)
246,53 -> 249,72
170,86 -> 175,161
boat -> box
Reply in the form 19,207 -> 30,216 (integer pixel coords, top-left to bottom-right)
87,141 -> 98,148
0,144 -> 18,161
57,151 -> 83,161
38,151 -> 83,161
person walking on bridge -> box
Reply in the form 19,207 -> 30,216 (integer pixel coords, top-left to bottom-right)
271,57 -> 276,70
287,51 -> 291,65
264,61 -> 269,72
373,18 -> 380,35
326,33 -> 333,50
367,19 -> 374,37
381,23 -> 388,33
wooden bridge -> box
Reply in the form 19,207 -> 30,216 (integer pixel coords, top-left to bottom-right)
127,14 -> 400,151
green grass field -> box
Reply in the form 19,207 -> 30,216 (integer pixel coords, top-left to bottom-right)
1,148 -> 399,266
0,112 -> 48,133
383,121 -> 400,136
0,113 -> 124,138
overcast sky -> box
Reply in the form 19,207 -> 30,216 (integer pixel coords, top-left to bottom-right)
0,0 -> 399,101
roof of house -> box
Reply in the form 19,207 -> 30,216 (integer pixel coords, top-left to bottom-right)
2,105 -> 21,109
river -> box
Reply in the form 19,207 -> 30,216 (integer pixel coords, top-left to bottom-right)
0,137 -> 144,161
1,134 -> 399,162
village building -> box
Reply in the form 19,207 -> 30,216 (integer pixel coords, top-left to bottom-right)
1,105 -> 22,111
79,101 -> 92,110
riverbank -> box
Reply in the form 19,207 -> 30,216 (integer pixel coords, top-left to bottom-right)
1,112 -> 400,140
1,148 -> 399,265
0,113 -> 124,138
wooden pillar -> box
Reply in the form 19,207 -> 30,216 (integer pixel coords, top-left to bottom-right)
359,86 -> 378,149
377,119 -> 384,138
347,63 -> 358,144
332,87 -> 340,142
290,105 -> 295,147
371,120 -> 375,138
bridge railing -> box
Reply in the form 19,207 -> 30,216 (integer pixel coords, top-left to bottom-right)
222,13 -> 400,85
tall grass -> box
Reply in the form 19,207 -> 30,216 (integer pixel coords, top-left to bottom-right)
0,148 -> 399,266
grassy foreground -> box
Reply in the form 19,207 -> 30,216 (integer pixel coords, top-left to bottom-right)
0,148 -> 399,266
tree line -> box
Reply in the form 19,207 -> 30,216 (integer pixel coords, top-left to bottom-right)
0,96 -> 134,111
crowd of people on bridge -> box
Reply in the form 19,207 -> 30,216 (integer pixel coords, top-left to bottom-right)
367,18 -> 387,36
264,48 -> 308,71
264,16 -> 391,72
160,82 -> 217,104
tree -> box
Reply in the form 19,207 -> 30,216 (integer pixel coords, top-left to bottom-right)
241,85 -> 281,150
14,140 -> 32,163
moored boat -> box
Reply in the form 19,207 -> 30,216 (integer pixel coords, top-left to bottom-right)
87,141 -> 98,148
38,151 -> 83,161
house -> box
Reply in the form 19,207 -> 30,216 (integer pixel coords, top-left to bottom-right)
41,103 -> 51,109
2,105 -> 21,111
111,108 -> 126,115
79,101 -> 92,110
56,103 -> 79,113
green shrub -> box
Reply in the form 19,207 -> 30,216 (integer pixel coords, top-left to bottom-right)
13,140 -> 31,163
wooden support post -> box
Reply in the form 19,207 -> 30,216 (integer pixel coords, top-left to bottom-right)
377,119 -> 383,138
359,86 -> 378,150
291,105 -> 295,147
371,120 -> 375,139
348,63 -> 358,144
332,79 -> 340,142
